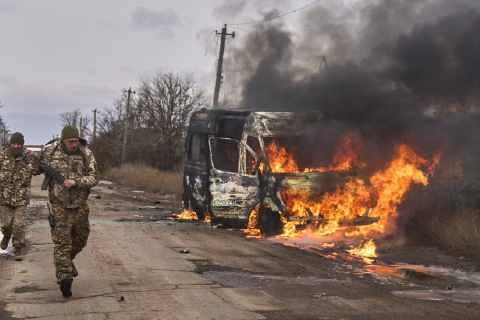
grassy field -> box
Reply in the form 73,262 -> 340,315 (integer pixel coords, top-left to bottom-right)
408,194 -> 480,254
101,164 -> 183,196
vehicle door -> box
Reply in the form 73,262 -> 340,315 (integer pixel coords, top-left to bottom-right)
208,137 -> 260,219
183,132 -> 208,218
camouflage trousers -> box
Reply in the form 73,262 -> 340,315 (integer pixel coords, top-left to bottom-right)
50,202 -> 90,281
0,204 -> 27,248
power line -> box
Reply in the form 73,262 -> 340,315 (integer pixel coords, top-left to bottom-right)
204,30 -> 216,57
228,0 -> 322,26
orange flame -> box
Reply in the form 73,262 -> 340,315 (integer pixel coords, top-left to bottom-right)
242,130 -> 443,261
266,132 -> 366,173
244,208 -> 262,238
348,239 -> 377,257
244,131 -> 443,259
173,210 -> 198,221
265,141 -> 300,173
329,132 -> 366,171
279,143 -> 438,238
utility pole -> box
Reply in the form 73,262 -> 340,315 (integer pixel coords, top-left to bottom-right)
122,87 -> 135,165
79,117 -> 83,137
0,116 -> 3,152
0,103 -> 4,151
92,108 -> 99,141
92,108 -> 99,153
213,24 -> 235,109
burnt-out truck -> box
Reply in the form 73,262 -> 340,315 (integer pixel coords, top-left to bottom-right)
182,108 -> 379,235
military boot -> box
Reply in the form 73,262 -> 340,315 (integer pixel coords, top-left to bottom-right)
59,277 -> 73,298
13,246 -> 23,261
0,236 -> 10,250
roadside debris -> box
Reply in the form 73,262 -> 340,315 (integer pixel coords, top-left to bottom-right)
138,206 -> 162,211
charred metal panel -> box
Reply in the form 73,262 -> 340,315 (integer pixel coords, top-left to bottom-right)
184,173 -> 206,205
244,112 -> 323,137
278,170 -> 359,195
188,109 -> 249,136
188,112 -> 217,134
217,116 -> 247,139
269,170 -> 379,225
209,171 -> 259,219
265,170 -> 359,213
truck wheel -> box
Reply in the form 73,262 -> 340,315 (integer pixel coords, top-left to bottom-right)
258,208 -> 283,237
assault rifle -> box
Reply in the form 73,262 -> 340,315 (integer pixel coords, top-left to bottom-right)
23,154 -> 85,200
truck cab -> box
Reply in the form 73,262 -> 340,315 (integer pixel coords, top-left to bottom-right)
182,108 -> 378,235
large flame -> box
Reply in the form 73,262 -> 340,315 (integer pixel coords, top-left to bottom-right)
266,132 -> 366,173
280,144 -> 437,236
250,132 -> 442,258
266,140 -> 300,173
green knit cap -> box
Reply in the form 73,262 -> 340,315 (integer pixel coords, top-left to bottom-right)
10,132 -> 24,145
61,125 -> 79,139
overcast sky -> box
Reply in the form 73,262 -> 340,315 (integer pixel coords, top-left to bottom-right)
0,0 -> 317,146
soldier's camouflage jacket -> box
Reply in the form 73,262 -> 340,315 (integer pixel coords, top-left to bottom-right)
0,148 -> 33,206
41,142 -> 99,209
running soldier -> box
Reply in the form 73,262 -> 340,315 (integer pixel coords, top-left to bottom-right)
0,132 -> 34,261
39,125 -> 99,297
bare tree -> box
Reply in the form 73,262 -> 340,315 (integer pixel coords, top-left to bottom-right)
0,101 -> 11,149
59,108 -> 93,140
93,103 -> 124,170
92,70 -> 206,171
59,109 -> 82,127
133,71 -> 206,170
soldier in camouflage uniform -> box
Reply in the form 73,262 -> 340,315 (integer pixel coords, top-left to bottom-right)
0,132 -> 34,261
39,125 -> 99,298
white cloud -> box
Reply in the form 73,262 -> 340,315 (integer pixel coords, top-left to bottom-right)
0,0 -> 314,145
131,6 -> 181,39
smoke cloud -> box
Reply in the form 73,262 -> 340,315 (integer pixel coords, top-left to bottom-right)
218,0 -> 480,174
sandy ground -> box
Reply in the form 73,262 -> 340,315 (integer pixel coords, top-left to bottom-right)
1,175 -> 480,319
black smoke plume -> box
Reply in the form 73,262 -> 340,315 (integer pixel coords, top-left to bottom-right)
217,0 -> 480,175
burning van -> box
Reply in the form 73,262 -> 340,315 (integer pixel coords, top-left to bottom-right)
182,108 -> 379,235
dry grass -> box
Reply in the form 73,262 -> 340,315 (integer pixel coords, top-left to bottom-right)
405,153 -> 480,254
409,193 -> 480,254
426,205 -> 480,252
101,164 -> 183,195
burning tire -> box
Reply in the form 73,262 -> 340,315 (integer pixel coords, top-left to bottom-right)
258,208 -> 283,237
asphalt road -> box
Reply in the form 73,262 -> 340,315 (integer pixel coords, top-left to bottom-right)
1,175 -> 480,319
